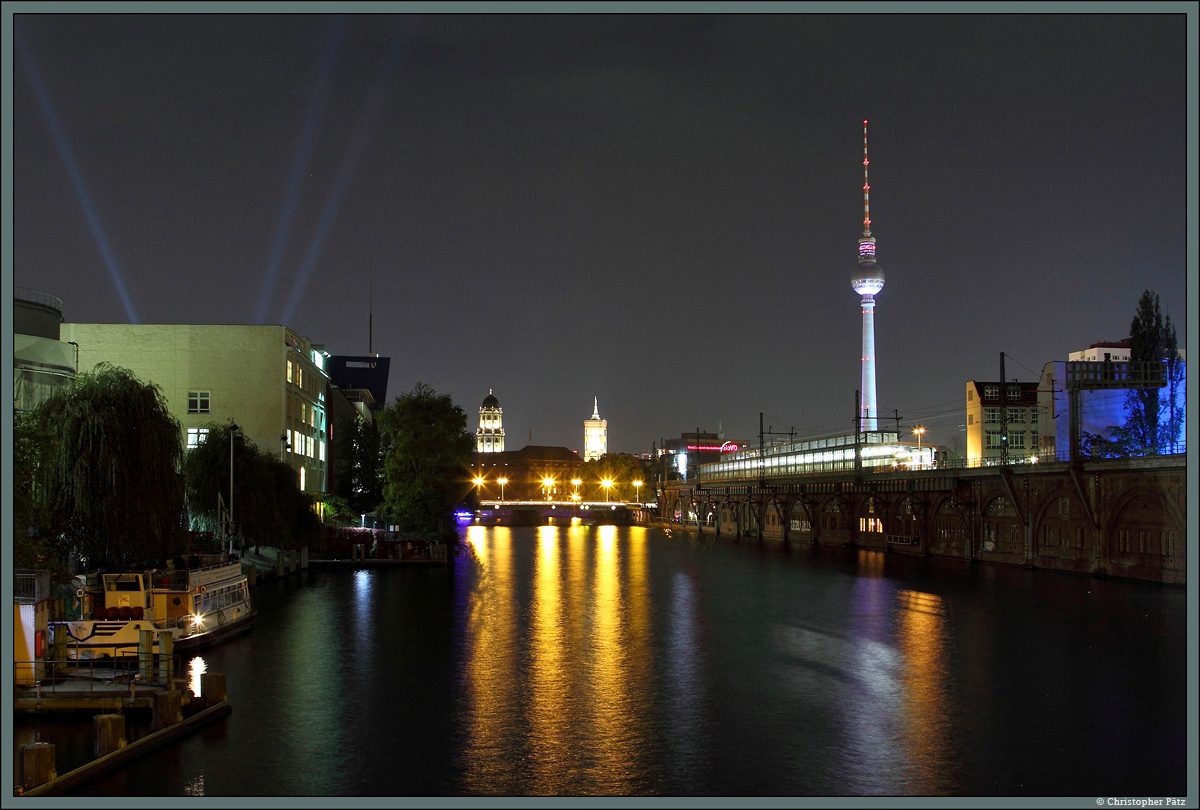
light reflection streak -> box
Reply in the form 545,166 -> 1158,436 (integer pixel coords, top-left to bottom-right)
896,589 -> 951,793
462,526 -> 519,794
527,526 -> 571,793
188,655 -> 207,700
353,569 -> 373,674
588,525 -> 636,791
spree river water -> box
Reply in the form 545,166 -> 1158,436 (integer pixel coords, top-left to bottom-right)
22,523 -> 1188,797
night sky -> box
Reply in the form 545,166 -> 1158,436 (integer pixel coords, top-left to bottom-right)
10,10 -> 1189,455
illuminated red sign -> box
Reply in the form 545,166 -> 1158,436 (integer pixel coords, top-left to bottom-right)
686,443 -> 739,452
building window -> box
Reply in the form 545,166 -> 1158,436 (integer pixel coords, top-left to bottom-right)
1030,408 -> 1039,424
984,385 -> 999,400
299,466 -> 306,490
188,391 -> 210,414
287,360 -> 293,384
985,430 -> 1002,448
319,440 -> 325,462
984,408 -> 1001,424
967,414 -> 974,426
186,428 -> 210,450
1008,408 -> 1025,423
1031,432 -> 1039,452
1010,432 -> 1026,450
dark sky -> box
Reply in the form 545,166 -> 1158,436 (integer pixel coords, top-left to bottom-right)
11,11 -> 1189,455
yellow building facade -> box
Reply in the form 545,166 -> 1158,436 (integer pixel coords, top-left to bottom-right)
59,323 -> 330,495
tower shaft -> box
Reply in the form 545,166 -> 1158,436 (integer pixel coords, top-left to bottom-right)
860,296 -> 878,432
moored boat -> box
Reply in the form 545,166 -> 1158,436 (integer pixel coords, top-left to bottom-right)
51,554 -> 254,660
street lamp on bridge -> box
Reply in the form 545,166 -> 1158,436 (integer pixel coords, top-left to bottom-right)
601,479 -> 614,503
542,477 -> 555,501
633,479 -> 642,504
498,477 -> 508,502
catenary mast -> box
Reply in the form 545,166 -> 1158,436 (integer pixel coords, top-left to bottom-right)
851,120 -> 885,432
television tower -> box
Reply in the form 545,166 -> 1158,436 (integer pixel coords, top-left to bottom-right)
851,119 -> 885,432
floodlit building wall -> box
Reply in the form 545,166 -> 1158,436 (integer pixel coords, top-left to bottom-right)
59,323 -> 330,494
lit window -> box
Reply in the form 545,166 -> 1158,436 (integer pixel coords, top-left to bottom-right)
186,428 -> 210,450
299,466 -> 306,490
188,391 -> 210,414
287,360 -> 293,384
319,440 -> 325,462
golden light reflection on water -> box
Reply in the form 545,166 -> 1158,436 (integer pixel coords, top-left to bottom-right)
527,526 -> 570,793
895,588 -> 951,793
589,525 -> 636,791
460,525 -> 652,795
462,526 -> 518,794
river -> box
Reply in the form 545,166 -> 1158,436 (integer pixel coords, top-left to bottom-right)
17,523 -> 1188,797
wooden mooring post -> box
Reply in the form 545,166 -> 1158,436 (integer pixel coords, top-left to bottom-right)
200,671 -> 227,710
152,691 -> 182,730
94,714 -> 126,757
19,742 -> 56,792
138,629 -> 154,682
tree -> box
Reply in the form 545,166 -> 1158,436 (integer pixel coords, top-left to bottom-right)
12,411 -> 67,578
32,364 -> 187,569
183,422 -> 321,552
1083,289 -> 1183,458
376,382 -> 474,535
330,407 -> 386,518
1124,290 -> 1172,452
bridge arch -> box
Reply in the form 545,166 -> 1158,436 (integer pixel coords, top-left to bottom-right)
1103,487 -> 1185,574
1031,488 -> 1090,560
982,494 -> 1022,555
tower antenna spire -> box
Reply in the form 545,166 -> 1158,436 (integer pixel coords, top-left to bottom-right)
862,119 -> 871,236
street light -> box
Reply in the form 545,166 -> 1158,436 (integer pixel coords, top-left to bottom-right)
229,421 -> 241,555
473,476 -> 485,502
913,425 -> 926,467
633,479 -> 642,504
601,479 -> 613,503
571,478 -> 582,500
542,477 -> 554,501
498,477 -> 508,502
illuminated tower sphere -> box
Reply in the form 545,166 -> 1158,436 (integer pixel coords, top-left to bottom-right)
583,397 -> 607,462
851,120 -> 885,432
476,389 -> 505,452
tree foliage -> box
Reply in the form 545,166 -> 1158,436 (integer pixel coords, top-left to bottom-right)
183,422 -> 321,551
376,382 -> 474,534
330,406 -> 386,518
31,363 -> 187,569
13,410 -> 67,578
1085,289 -> 1184,457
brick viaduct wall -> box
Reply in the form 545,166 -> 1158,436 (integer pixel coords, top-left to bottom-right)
660,457 -> 1186,585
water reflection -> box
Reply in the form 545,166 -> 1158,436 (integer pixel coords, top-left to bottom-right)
528,526 -> 570,793
462,525 -> 519,794
187,655 -> 207,700
895,589 -> 952,793
459,525 -> 654,794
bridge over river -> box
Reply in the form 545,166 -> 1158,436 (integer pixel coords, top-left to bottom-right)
660,454 -> 1186,584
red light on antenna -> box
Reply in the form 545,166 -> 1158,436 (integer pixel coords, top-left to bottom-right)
863,119 -> 868,124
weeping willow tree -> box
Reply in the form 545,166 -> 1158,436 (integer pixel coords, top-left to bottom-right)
183,422 -> 321,552
32,363 -> 187,569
